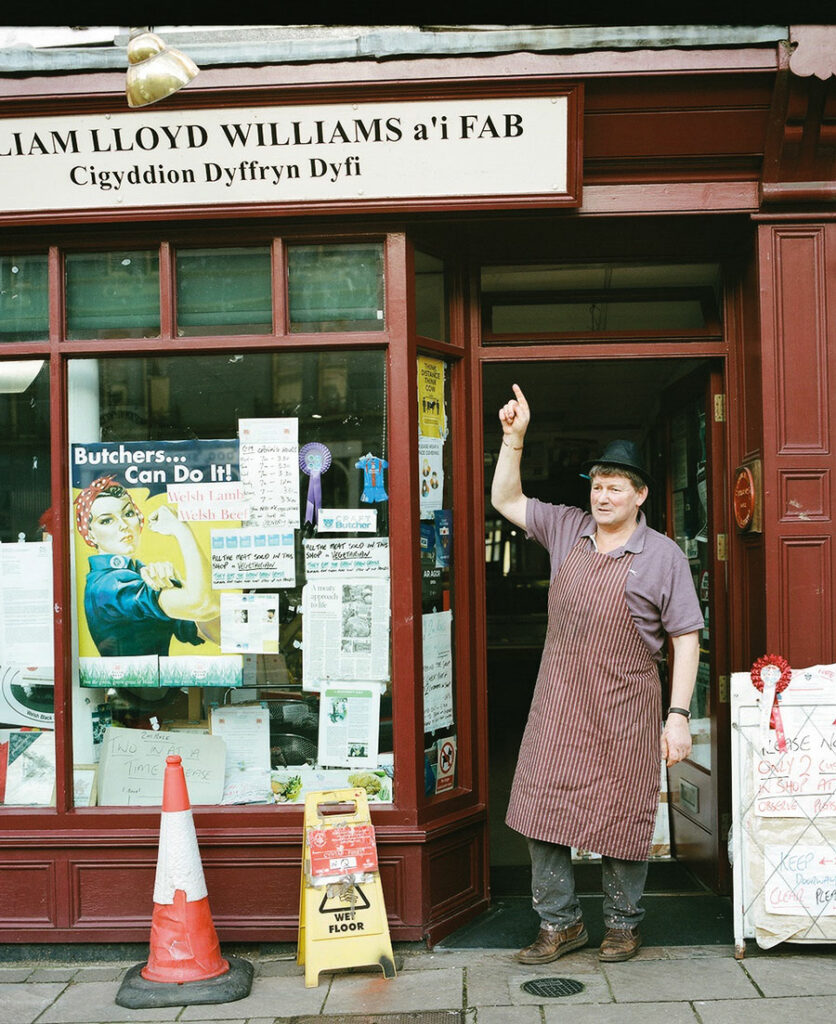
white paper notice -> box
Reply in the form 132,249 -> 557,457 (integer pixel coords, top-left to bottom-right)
303,538 -> 390,578
318,681 -> 382,769
4,729 -> 55,805
210,704 -> 272,804
211,526 -> 296,588
423,609 -> 454,733
302,579 -> 390,690
0,542 -> 54,670
317,508 -> 378,533
96,727 -> 226,806
752,698 -> 836,818
238,417 -> 300,528
166,481 -> 250,522
220,593 -> 280,653
418,436 -> 445,520
763,845 -> 836,917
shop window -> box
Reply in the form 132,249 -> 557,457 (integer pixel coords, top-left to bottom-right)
417,355 -> 457,796
67,350 -> 392,808
415,250 -> 448,342
287,243 -> 384,333
176,247 -> 272,336
65,251 -> 160,339
0,360 -> 54,807
0,255 -> 49,342
481,261 -> 721,339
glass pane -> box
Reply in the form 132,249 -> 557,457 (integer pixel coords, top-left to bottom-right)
0,360 -> 55,808
66,251 -> 160,339
288,243 -> 384,332
67,350 -> 392,807
482,261 -> 722,292
417,356 -> 456,797
176,247 -> 272,336
482,261 -> 721,335
492,299 -> 706,334
669,402 -> 711,770
415,250 -> 447,342
0,255 -> 49,342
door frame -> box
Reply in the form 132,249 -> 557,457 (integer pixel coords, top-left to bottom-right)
474,347 -> 732,895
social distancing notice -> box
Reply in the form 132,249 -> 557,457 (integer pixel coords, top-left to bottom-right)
298,787 -> 395,987
731,659 -> 836,954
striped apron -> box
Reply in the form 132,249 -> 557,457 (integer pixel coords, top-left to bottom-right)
505,537 -> 661,861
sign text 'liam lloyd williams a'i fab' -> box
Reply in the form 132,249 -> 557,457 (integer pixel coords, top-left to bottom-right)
0,93 -> 580,216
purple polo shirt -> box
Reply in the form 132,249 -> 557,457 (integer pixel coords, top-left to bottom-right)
526,498 -> 703,661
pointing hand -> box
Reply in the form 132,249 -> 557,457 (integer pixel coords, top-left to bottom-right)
499,383 -> 530,441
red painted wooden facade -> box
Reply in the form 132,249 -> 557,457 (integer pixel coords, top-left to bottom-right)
0,28 -> 834,945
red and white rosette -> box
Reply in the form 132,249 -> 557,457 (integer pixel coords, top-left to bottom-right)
750,654 -> 791,753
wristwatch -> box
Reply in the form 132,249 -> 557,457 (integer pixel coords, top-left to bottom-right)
667,706 -> 691,721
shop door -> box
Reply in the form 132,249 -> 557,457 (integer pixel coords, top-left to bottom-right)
661,367 -> 730,894
483,358 -> 729,896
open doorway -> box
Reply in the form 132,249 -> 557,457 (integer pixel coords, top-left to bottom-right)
483,356 -> 727,897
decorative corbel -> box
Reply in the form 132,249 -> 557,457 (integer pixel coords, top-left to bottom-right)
760,26 -> 836,204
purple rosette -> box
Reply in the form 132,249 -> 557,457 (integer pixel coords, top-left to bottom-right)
299,442 -> 332,525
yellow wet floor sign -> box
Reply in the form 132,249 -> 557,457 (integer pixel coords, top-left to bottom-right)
297,787 -> 396,988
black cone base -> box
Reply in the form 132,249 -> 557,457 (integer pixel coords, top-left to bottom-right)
115,955 -> 253,1008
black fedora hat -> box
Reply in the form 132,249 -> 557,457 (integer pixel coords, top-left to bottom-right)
581,440 -> 653,488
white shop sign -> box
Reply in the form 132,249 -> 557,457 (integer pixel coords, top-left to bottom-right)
0,94 -> 577,216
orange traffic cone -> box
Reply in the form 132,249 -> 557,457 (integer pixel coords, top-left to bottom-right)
115,755 -> 253,1009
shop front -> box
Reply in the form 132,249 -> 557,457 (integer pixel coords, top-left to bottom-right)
0,26 -> 834,945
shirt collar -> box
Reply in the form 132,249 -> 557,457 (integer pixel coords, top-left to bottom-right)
89,553 -> 140,571
584,511 -> 648,555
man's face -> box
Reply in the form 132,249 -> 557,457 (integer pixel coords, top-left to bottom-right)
589,472 -> 647,531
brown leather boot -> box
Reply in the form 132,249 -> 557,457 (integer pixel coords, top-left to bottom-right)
515,920 -> 588,964
598,926 -> 642,962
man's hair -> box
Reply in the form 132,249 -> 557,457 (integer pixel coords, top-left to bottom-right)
588,463 -> 648,491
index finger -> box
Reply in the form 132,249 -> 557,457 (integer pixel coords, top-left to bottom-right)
512,383 -> 530,411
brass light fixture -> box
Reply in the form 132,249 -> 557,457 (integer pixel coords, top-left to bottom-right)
125,28 -> 198,108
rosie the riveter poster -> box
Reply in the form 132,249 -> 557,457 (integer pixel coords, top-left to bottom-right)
71,440 -> 244,690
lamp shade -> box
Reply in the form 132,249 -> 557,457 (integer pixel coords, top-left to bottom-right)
126,30 -> 198,108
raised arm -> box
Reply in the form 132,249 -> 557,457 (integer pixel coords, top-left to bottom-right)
490,383 -> 530,530
145,505 -> 220,623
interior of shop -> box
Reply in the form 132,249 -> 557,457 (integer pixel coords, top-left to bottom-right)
482,356 -> 718,899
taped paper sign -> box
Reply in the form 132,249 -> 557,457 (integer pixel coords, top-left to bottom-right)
763,845 -> 836,917
220,593 -> 280,653
422,609 -> 453,733
417,356 -> 446,438
303,538 -> 389,578
96,725 -> 226,806
211,527 -> 296,588
302,580 -> 390,690
317,509 -> 377,533
238,417 -> 300,528
752,670 -> 836,818
166,482 -> 250,522
418,437 -> 444,519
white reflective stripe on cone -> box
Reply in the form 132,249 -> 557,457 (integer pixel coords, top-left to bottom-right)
153,808 -> 209,905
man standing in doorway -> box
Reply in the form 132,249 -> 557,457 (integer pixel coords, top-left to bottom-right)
491,384 -> 702,963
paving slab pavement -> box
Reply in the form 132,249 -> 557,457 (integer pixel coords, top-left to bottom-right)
0,942 -> 832,1023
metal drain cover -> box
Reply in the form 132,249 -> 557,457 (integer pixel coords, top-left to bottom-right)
521,976 -> 585,998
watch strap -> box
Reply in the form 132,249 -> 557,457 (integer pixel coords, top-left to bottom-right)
667,706 -> 691,721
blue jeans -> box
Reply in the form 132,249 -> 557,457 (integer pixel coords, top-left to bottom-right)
527,837 -> 649,929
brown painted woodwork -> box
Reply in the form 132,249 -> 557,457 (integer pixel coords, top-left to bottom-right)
761,38 -> 836,203
0,32 -> 834,945
664,367 -> 731,895
759,222 -> 836,669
